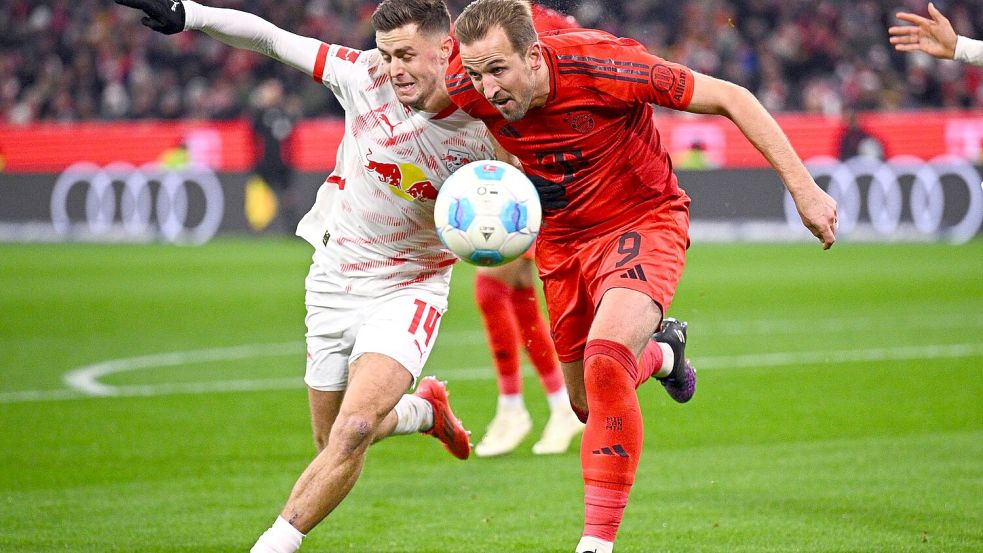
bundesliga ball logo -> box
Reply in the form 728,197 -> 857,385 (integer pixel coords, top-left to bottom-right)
434,161 -> 542,266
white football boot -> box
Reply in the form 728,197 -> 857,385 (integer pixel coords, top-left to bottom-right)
575,535 -> 613,553
532,405 -> 585,455
474,404 -> 532,457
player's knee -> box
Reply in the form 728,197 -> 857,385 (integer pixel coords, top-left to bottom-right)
331,414 -> 378,454
313,431 -> 330,453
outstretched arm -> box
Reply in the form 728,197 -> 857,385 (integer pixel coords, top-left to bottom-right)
685,72 -> 838,249
889,2 -> 983,66
115,0 -> 327,78
889,3 -> 958,60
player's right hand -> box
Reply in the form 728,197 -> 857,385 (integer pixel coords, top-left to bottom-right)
793,184 -> 838,250
115,0 -> 186,35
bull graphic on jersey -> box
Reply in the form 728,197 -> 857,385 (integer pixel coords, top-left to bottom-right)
440,149 -> 472,172
364,150 -> 438,202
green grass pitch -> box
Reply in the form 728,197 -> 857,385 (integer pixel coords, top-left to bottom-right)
1,239 -> 980,552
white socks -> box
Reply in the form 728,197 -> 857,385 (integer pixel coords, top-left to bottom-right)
501,388 -> 572,413
392,393 -> 434,435
251,516 -> 304,553
546,387 -> 570,413
653,342 -> 675,378
575,535 -> 613,553
498,393 -> 526,411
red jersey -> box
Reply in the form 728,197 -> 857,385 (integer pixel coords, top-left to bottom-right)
446,29 -> 695,241
531,4 -> 579,32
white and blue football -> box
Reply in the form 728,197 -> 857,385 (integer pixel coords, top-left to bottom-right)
434,160 -> 541,266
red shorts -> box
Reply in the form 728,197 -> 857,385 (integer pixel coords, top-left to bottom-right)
536,194 -> 690,363
522,241 -> 536,261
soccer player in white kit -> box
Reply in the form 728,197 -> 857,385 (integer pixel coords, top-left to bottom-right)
115,1 -> 493,551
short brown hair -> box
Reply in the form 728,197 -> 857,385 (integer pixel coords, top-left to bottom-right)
371,0 -> 451,35
454,0 -> 537,53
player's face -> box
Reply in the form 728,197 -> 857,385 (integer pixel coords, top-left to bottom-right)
377,24 -> 453,112
460,26 -> 540,122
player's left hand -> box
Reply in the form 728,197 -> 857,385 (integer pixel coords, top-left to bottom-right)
115,0 -> 186,35
792,184 -> 837,250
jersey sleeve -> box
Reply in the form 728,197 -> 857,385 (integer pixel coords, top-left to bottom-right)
182,1 -> 371,109
183,1 -> 326,78
557,37 -> 695,110
955,35 -> 983,67
317,45 -> 376,110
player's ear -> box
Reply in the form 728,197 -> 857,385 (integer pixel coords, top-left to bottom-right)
527,42 -> 543,70
439,33 -> 454,61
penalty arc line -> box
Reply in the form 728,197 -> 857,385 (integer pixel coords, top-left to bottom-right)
0,341 -> 980,404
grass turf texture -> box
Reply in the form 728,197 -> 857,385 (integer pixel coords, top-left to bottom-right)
0,239 -> 980,552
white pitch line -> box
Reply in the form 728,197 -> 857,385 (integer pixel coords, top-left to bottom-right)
63,342 -> 301,396
0,341 -> 979,404
695,312 -> 983,337
696,343 -> 983,370
431,312 -> 983,347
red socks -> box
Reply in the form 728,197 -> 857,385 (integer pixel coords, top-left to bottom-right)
511,286 -> 564,394
580,339 -> 644,542
475,275 -> 522,395
636,339 -> 664,388
584,486 -> 629,543
475,275 -> 565,397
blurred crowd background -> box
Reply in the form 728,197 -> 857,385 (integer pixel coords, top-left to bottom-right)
3,0 -> 982,125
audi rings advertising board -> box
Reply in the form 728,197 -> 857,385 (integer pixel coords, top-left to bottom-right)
50,162 -> 225,245
787,155 -> 983,244
0,162 -> 246,244
0,157 -> 980,244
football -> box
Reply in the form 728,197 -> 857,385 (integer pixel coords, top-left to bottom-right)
434,160 -> 542,266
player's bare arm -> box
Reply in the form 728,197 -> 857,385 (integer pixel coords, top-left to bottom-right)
889,2 -> 957,59
685,72 -> 838,249
116,0 -> 328,79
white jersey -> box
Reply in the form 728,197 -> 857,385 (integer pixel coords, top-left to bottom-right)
955,35 -> 983,67
298,45 -> 493,297
182,1 -> 494,297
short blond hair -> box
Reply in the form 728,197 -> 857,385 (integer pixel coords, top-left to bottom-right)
454,0 -> 537,53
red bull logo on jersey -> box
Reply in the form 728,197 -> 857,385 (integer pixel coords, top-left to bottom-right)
365,154 -> 438,202
440,149 -> 472,172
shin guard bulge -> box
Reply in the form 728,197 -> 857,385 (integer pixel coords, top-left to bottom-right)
580,339 -> 644,541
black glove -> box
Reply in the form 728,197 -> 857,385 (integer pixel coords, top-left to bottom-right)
527,174 -> 569,213
115,0 -> 186,35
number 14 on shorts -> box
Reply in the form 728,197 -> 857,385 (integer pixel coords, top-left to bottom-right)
408,299 -> 442,352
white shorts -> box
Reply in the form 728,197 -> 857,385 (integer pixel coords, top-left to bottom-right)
304,290 -> 448,391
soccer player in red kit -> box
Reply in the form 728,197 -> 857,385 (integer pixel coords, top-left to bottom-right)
449,1 -> 838,551
470,2 -> 584,459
